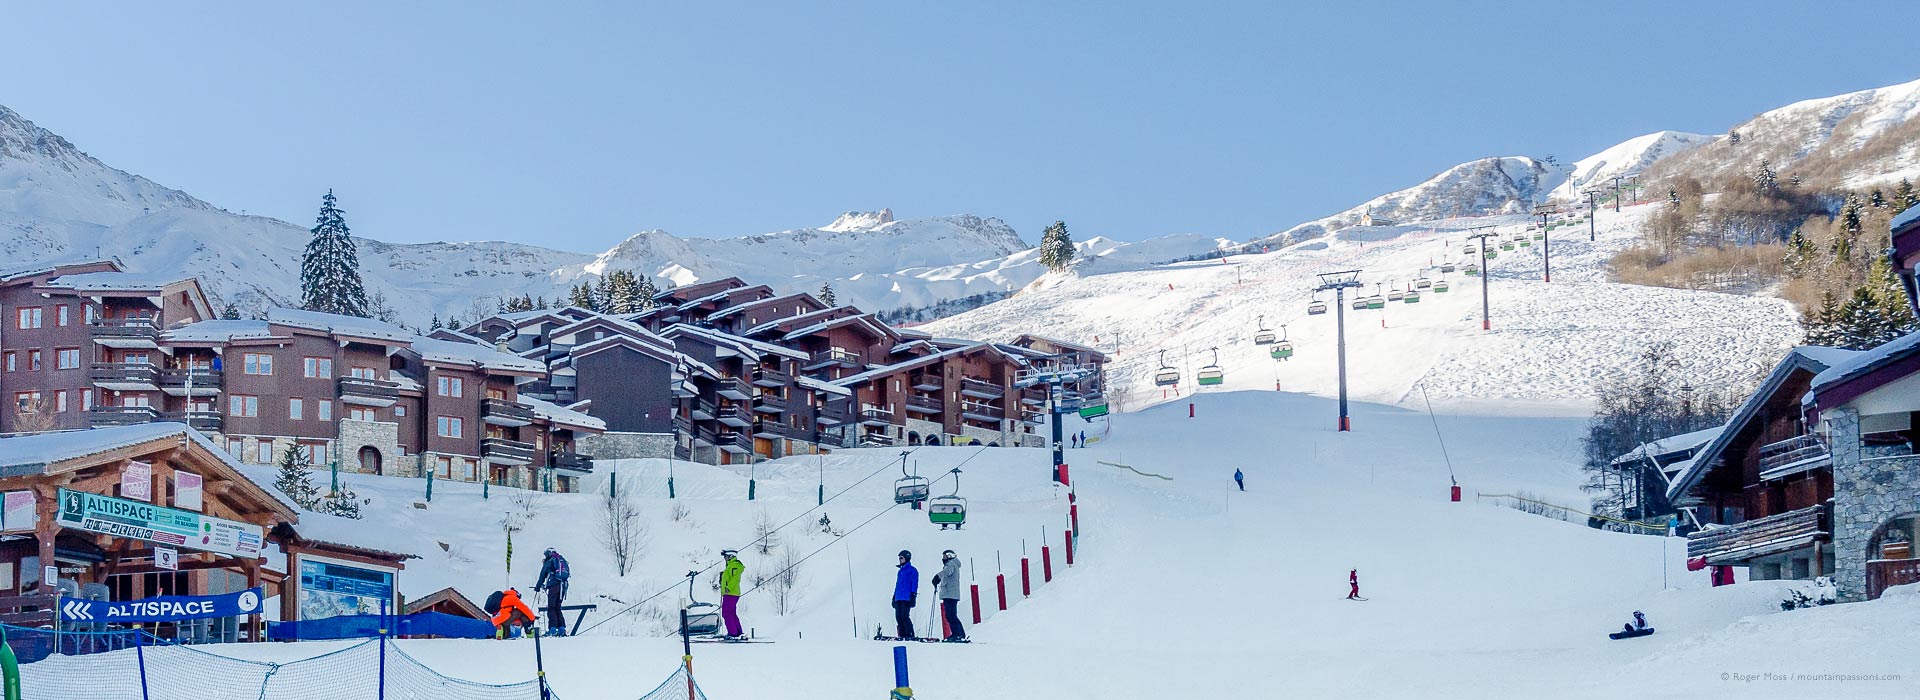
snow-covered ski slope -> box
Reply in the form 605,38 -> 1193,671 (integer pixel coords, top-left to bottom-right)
924,202 -> 1801,412
122,389 -> 1919,700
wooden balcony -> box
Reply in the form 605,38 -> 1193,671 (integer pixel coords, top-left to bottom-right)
715,430 -> 752,454
752,393 -> 789,414
550,451 -> 594,474
858,432 -> 896,448
1687,505 -> 1826,565
88,405 -> 159,427
803,349 -> 862,371
715,405 -> 752,427
90,362 -> 158,391
90,318 -> 159,349
910,372 -> 943,391
689,398 -> 717,421
960,402 -> 1005,422
750,366 -> 790,388
1757,434 -> 1830,479
482,437 -> 536,465
161,410 -> 223,432
482,397 -> 536,427
157,368 -> 222,396
959,377 -> 1004,400
715,377 -> 752,400
904,395 -> 943,415
672,414 -> 695,436
858,407 -> 894,426
337,376 -> 401,407
816,401 -> 851,425
673,443 -> 693,460
753,420 -> 793,439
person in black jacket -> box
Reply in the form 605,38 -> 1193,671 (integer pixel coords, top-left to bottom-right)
534,548 -> 571,636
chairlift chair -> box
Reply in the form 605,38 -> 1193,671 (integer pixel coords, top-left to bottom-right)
1307,299 -> 1328,315
683,572 -> 723,636
1434,279 -> 1451,292
893,452 -> 930,505
1439,263 -> 1457,273
1152,350 -> 1181,387
1196,347 -> 1225,386
1252,315 -> 1277,345
1463,245 -> 1478,255
1351,296 -> 1369,310
1403,289 -> 1422,303
1464,265 -> 1481,276
1366,295 -> 1386,310
1415,278 -> 1432,290
928,469 -> 967,529
1484,248 -> 1499,259
1270,325 -> 1293,360
1387,288 -> 1405,302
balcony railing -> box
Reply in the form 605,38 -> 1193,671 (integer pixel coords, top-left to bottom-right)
550,451 -> 594,474
90,318 -> 159,346
672,414 -> 695,436
673,443 -> 693,460
816,401 -> 851,425
337,376 -> 401,406
88,405 -> 159,427
690,399 -> 717,421
910,373 -> 943,391
960,402 -> 1005,422
715,430 -> 752,453
803,349 -> 862,371
753,420 -> 792,439
482,397 -> 536,427
90,362 -> 158,388
858,407 -> 894,426
959,377 -> 1004,400
752,393 -> 789,414
482,437 -> 536,465
750,366 -> 791,388
1687,504 -> 1826,564
904,395 -> 943,415
157,368 -> 222,394
715,377 -> 752,400
858,432 -> 896,448
161,410 -> 223,432
1758,434 -> 1830,477
715,405 -> 752,426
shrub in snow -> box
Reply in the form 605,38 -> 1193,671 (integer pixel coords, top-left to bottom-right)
1780,577 -> 1839,610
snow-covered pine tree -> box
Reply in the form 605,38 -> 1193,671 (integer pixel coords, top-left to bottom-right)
273,447 -> 322,510
429,314 -> 443,331
569,283 -> 597,311
299,190 -> 372,318
1802,291 -> 1843,346
1782,230 -> 1814,279
320,483 -> 363,519
535,296 -> 549,310
818,282 -> 836,307
220,303 -> 240,320
1727,131 -> 1741,144
634,275 -> 660,311
1871,256 -> 1919,337
1752,159 -> 1778,196
1898,179 -> 1918,211
604,270 -> 644,314
1037,220 -> 1076,272
593,276 -> 614,312
1835,286 -> 1897,350
1841,194 -> 1865,235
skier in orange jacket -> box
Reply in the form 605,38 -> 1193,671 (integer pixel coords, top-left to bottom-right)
491,587 -> 538,638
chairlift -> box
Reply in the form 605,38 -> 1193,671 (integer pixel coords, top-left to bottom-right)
1439,263 -> 1457,273
1517,237 -> 1531,248
1484,248 -> 1499,259
683,571 -> 722,636
1252,314 -> 1277,345
1500,241 -> 1515,251
1465,265 -> 1481,276
929,468 -> 967,529
1415,277 -> 1432,290
1307,298 -> 1328,315
1434,279 -> 1451,293
1351,295 -> 1369,310
1153,350 -> 1181,387
893,451 -> 930,505
1403,289 -> 1422,303
1463,244 -> 1478,255
1196,347 -> 1224,386
1366,295 -> 1386,309
1270,325 -> 1293,360
1387,284 -> 1405,302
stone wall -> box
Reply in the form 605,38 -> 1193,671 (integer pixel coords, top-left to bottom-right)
1830,408 -> 1920,601
580,431 -> 675,460
335,419 -> 402,477
904,418 -> 943,444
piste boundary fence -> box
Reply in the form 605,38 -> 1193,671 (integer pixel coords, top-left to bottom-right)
7,624 -> 708,700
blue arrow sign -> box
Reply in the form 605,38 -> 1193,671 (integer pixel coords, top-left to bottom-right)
60,587 -> 264,623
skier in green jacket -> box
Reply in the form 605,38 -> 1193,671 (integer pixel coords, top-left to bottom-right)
720,549 -> 745,638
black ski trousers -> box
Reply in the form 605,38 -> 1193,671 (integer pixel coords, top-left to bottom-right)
893,600 -> 915,639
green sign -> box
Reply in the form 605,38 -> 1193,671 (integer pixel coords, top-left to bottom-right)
56,488 -> 265,559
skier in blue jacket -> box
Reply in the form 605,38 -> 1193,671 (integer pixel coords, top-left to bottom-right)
892,550 -> 919,639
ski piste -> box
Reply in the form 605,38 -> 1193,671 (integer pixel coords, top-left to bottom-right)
873,635 -> 972,644
690,636 -> 775,644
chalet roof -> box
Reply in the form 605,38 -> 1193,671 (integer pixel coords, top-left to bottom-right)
1667,346 -> 1856,502
1012,333 -> 1107,359
0,259 -> 118,284
0,423 -> 301,520
1804,330 -> 1920,414
832,343 -> 1029,388
42,271 -> 197,293
519,395 -> 607,432
550,313 -> 672,348
706,292 -> 824,322
662,324 -> 809,361
429,328 -> 491,345
796,374 -> 852,397
654,277 -> 746,302
742,307 -> 853,336
409,337 -> 547,373
164,319 -> 279,344
1609,424 -> 1725,468
570,333 -> 680,366
404,587 -> 487,618
780,314 -> 894,343
268,308 -> 415,344
267,520 -> 416,563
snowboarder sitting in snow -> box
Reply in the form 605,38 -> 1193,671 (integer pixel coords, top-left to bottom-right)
1621,611 -> 1650,634
490,588 -> 538,639
534,548 -> 570,636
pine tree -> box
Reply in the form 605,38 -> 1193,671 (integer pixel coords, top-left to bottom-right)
1753,159 -> 1778,196
1842,193 -> 1865,235
220,303 -> 240,320
1898,179 -> 1919,210
1782,229 -> 1815,279
1835,286 -> 1898,350
1037,220 -> 1076,272
1871,189 -> 1889,208
1871,256 -> 1920,337
1728,131 -> 1741,144
569,283 -> 597,311
634,276 -> 660,311
535,296 -> 549,310
429,314 -> 443,331
818,282 -> 837,307
273,447 -> 322,510
603,270 -> 643,313
320,483 -> 363,519
299,190 -> 371,317
593,276 -> 614,312
1790,173 -> 1804,187
1803,290 -> 1844,347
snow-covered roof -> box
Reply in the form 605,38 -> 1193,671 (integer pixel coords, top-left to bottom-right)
430,328 -> 490,345
518,395 -> 606,431
164,319 -> 278,343
742,307 -> 849,336
662,324 -> 809,361
390,369 -> 424,392
1610,424 -> 1725,467
0,423 -> 301,516
780,314 -> 893,343
1892,204 -> 1920,233
0,258 -> 117,284
832,343 -> 1027,387
267,308 -> 414,343
571,333 -> 679,365
43,271 -> 196,292
409,337 -> 547,373
551,313 -> 671,347
1807,331 -> 1920,394
706,292 -> 822,322
796,374 -> 852,397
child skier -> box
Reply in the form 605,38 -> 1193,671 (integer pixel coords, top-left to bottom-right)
932,550 -> 966,641
720,549 -> 745,638
533,548 -> 571,636
892,550 -> 919,639
1234,468 -> 1245,491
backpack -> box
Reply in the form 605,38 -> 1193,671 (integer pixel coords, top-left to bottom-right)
484,590 -> 505,615
549,553 -> 570,582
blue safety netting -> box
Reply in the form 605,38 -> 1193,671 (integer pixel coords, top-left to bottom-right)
267,611 -> 496,640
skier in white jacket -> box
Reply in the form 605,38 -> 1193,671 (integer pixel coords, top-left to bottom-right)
931,550 -> 966,641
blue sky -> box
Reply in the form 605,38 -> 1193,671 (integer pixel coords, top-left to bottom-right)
4,2 -> 1917,249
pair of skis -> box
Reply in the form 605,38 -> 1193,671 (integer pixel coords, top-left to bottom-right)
690,635 -> 775,644
873,635 -> 971,644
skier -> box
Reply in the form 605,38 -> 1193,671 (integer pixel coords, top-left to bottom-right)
1347,569 -> 1361,600
720,549 -> 745,638
533,548 -> 570,636
819,512 -> 833,534
892,550 -> 919,639
489,587 -> 537,639
1233,468 -> 1245,491
1078,430 -> 1087,447
932,550 -> 966,641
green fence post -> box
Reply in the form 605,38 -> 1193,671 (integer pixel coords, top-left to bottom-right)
0,626 -> 20,700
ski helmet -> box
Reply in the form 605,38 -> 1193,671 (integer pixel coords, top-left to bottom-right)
898,550 -> 912,560
544,548 -> 557,557
941,549 -> 956,561
721,549 -> 737,558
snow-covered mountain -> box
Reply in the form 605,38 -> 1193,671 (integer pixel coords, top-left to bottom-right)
1640,77 -> 1920,189
1256,157 -> 1566,247
1565,131 -> 1714,193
